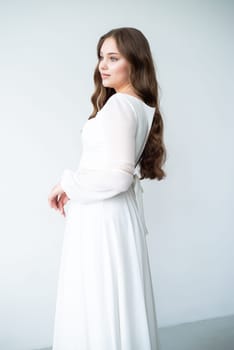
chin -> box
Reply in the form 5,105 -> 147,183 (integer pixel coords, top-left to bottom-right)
102,83 -> 114,89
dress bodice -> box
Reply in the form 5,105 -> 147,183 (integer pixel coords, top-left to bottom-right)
79,93 -> 155,171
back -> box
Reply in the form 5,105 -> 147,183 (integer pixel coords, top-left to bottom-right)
115,93 -> 155,167
79,93 -> 155,170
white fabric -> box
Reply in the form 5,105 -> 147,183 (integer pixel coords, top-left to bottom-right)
60,93 -> 137,203
60,94 -> 152,235
132,173 -> 149,236
53,93 -> 161,350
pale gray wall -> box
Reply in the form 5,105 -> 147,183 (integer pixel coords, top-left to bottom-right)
0,0 -> 233,349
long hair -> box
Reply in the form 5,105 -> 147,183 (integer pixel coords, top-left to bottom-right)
89,27 -> 167,181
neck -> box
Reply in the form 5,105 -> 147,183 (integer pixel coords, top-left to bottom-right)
115,84 -> 138,98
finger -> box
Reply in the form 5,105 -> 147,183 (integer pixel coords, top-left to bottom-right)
58,197 -> 66,212
58,193 -> 68,210
63,196 -> 69,205
58,199 -> 63,211
49,196 -> 59,210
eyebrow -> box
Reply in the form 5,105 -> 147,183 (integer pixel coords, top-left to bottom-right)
99,51 -> 120,55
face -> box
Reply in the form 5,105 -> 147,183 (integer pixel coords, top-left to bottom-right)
98,37 -> 131,92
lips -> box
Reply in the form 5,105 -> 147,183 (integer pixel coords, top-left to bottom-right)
101,73 -> 110,79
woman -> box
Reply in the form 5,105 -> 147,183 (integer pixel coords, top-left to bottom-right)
48,27 -> 166,350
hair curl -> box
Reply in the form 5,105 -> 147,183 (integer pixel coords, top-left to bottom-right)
89,27 -> 167,181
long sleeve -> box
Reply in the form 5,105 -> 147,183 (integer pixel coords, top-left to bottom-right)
60,94 -> 137,204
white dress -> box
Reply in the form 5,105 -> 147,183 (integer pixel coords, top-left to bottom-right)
52,92 -> 161,350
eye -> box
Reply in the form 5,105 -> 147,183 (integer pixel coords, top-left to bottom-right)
110,56 -> 118,61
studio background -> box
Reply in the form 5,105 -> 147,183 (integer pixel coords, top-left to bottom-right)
0,0 -> 233,349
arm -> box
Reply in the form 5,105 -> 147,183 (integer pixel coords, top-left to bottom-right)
60,94 -> 137,204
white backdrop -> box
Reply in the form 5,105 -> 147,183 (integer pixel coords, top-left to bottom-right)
0,0 -> 233,349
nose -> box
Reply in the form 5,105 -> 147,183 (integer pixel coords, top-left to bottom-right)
99,58 -> 108,71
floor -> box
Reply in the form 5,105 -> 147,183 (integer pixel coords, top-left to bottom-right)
37,314 -> 234,350
158,314 -> 234,350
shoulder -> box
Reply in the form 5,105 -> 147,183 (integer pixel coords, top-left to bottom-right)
98,93 -> 138,130
102,93 -> 137,117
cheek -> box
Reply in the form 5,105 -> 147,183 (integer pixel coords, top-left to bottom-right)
114,62 -> 130,79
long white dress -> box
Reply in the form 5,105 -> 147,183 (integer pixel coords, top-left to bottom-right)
52,92 -> 161,350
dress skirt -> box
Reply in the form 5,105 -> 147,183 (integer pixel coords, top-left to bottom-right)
52,180 -> 161,350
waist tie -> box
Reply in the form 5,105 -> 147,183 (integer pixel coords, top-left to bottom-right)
132,174 -> 149,236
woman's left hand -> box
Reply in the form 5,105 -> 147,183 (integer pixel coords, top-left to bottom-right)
48,183 -> 69,216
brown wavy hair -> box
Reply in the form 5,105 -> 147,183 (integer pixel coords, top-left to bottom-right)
88,27 -> 167,181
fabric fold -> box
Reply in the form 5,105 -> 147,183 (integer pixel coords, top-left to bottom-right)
132,174 -> 149,236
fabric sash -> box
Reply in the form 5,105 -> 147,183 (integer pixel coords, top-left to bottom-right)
131,173 -> 149,236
